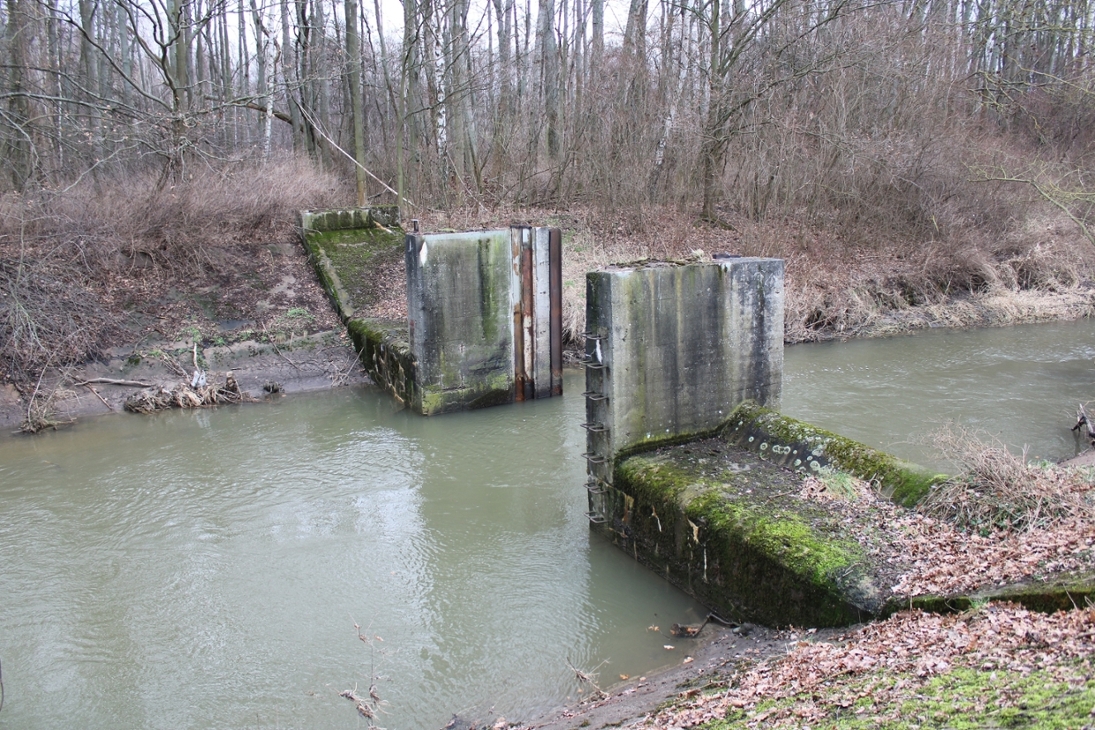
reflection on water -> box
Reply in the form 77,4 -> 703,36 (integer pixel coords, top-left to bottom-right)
0,372 -> 706,730
784,319 -> 1095,469
5,319 -> 1093,728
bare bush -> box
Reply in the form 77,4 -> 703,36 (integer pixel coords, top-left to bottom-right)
919,424 -> 1095,532
0,156 -> 348,382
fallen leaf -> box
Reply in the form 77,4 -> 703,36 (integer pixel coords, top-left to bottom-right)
620,674 -> 630,680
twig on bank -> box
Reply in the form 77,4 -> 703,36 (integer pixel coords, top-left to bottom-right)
83,384 -> 114,411
159,353 -> 188,378
335,347 -> 364,385
566,656 -> 609,700
73,378 -> 153,387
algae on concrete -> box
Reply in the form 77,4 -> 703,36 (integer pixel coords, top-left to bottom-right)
607,438 -> 887,628
300,207 -> 415,405
405,230 -> 515,415
300,208 -> 404,320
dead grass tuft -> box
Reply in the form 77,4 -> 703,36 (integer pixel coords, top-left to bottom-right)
919,424 -> 1095,533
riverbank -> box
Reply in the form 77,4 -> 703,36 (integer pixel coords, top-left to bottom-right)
520,602 -> 1094,730
5,182 -> 1095,432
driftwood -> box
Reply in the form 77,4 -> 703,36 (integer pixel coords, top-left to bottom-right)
670,612 -> 739,638
1072,404 -> 1095,447
124,372 -> 252,414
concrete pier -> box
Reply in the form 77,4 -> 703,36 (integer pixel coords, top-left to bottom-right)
404,227 -> 563,415
582,258 -> 785,490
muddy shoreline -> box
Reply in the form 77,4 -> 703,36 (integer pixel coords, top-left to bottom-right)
0,330 -> 368,434
512,622 -> 842,730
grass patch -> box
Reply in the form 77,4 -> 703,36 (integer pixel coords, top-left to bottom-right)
703,665 -> 1095,729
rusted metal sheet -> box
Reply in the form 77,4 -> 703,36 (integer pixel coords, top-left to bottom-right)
549,228 -> 563,396
511,227 -> 529,402
533,227 -> 552,400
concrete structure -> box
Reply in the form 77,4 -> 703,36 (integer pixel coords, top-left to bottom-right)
581,258 -> 785,495
299,207 -> 419,408
300,209 -> 562,415
403,226 -> 563,415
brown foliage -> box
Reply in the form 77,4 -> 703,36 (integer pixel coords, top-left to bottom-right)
0,156 -> 348,382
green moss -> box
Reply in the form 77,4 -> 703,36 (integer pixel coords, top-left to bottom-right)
345,317 -> 417,409
609,444 -> 880,626
689,490 -> 861,588
886,575 -> 1095,617
723,402 -> 947,507
703,665 -> 1095,729
303,227 -> 404,316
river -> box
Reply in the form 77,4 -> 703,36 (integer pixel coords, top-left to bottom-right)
2,319 -> 1093,728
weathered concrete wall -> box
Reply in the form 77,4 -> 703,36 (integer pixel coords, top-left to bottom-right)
405,230 -> 516,415
346,318 -> 418,409
603,435 -> 883,627
404,227 -> 562,415
301,206 -> 399,234
582,259 -> 784,488
300,207 -> 413,404
302,211 -> 561,415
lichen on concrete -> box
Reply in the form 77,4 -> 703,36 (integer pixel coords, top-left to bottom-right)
405,230 -> 516,415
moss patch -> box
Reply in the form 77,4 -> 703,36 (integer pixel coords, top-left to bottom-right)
705,664 -> 1095,729
722,402 -> 947,507
303,227 -> 404,317
891,574 -> 1095,617
607,440 -> 889,627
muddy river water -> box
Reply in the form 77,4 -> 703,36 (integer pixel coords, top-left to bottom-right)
2,319 -> 1094,728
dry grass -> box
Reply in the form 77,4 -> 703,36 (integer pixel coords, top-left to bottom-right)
412,201 -> 1095,346
920,425 -> 1095,533
0,156 -> 348,382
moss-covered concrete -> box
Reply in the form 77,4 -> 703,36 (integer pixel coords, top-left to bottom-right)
887,573 -> 1095,617
722,402 -> 948,506
299,208 -> 404,320
300,207 -> 411,402
598,437 -> 889,628
346,317 -> 417,409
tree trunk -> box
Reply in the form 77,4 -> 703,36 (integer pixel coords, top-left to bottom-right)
345,0 -> 367,204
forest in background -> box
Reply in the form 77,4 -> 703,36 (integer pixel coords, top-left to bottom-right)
1,0 -> 1093,223
2,0 -> 1095,384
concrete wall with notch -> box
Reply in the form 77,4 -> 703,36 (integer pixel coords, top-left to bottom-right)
405,227 -> 562,416
581,258 -> 784,488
